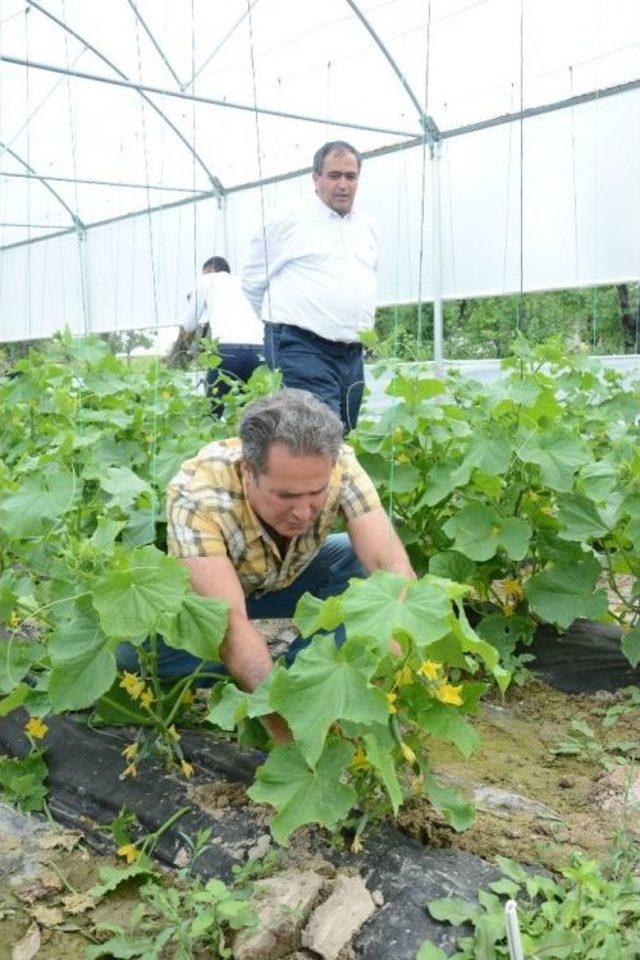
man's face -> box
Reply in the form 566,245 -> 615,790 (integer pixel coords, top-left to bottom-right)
243,443 -> 333,538
313,149 -> 360,216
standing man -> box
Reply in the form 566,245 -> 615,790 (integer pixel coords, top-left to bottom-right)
178,256 -> 264,411
242,142 -> 378,432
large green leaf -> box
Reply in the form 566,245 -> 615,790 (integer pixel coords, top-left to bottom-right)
427,897 -> 481,926
161,594 -> 228,662
556,493 -> 611,542
515,427 -> 588,492
99,467 -> 149,508
294,593 -> 344,639
49,647 -> 117,712
49,599 -> 109,663
525,556 -> 608,629
424,772 -> 475,832
207,678 -> 271,730
0,468 -> 75,538
0,642 -> 44,694
340,571 -> 453,653
443,503 -> 532,562
428,551 -> 477,585
247,738 -> 357,843
621,627 -> 640,668
415,943 -> 448,960
269,636 -> 388,765
91,547 -> 189,637
412,698 -> 480,757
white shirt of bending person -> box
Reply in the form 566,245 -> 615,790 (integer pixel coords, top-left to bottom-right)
181,271 -> 263,345
242,194 -> 379,344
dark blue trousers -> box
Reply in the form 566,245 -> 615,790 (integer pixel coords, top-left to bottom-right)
205,343 -> 262,414
263,322 -> 364,432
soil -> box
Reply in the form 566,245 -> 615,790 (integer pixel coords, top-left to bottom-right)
398,679 -> 640,870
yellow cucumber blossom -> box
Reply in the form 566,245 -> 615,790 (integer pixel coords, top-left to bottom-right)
121,742 -> 138,761
503,578 -> 523,601
168,725 -> 181,741
435,683 -> 464,706
181,760 -> 194,779
117,844 -> 139,864
400,742 -> 417,765
7,611 -> 21,628
417,660 -> 441,681
502,602 -> 515,617
119,671 -> 145,701
122,763 -> 138,778
24,717 -> 48,740
394,665 -> 413,687
139,688 -> 154,711
181,689 -> 196,706
386,691 -> 398,714
349,747 -> 370,771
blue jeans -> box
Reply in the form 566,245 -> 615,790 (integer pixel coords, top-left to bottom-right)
116,534 -> 366,682
263,322 -> 364,432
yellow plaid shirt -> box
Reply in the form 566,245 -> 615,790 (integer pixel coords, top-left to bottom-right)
167,438 -> 380,597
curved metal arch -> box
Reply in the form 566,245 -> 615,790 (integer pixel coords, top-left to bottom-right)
0,140 -> 85,228
345,0 -> 440,142
27,0 -> 225,198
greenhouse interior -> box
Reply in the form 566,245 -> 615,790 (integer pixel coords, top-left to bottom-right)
2,2 -> 640,958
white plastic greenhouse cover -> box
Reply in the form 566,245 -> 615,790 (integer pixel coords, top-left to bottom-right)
1,0 -> 639,343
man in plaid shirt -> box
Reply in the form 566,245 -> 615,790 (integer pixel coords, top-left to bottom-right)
123,389 -> 415,741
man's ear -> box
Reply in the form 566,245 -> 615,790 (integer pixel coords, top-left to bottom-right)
240,460 -> 255,487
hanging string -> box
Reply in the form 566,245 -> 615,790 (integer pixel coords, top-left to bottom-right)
246,0 -> 274,353
415,0 -> 432,354
501,84 -> 515,296
517,0 -> 524,334
133,10 -> 160,509
24,5 -> 32,340
60,0 -> 89,337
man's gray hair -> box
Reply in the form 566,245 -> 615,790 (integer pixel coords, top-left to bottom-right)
312,141 -> 362,175
240,388 -> 344,477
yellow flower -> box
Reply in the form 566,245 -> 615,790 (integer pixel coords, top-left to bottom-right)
395,453 -> 409,464
7,611 -> 21,628
119,671 -> 145,701
417,660 -> 441,681
349,747 -> 370,772
351,835 -> 364,854
121,742 -> 138,761
503,602 -> 515,617
122,763 -> 138,778
503,578 -> 523,601
168,724 -> 181,741
435,683 -> 464,706
181,689 -> 196,706
24,717 -> 48,740
400,742 -> 417,765
394,665 -> 413,687
117,844 -> 139,864
386,691 -> 398,714
181,760 -> 194,779
139,688 -> 154,711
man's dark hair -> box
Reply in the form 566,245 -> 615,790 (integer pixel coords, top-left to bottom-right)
202,256 -> 230,273
240,388 -> 343,478
312,141 -> 362,175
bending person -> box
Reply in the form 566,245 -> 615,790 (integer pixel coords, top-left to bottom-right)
181,256 -> 264,412
119,389 -> 414,742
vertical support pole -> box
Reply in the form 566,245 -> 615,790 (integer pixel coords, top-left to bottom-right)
220,192 -> 229,261
430,140 -> 444,369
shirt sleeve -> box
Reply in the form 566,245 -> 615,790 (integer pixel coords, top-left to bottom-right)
166,484 -> 228,559
338,446 -> 381,520
180,279 -> 207,333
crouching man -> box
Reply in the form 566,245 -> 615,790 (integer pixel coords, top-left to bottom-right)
120,389 -> 415,740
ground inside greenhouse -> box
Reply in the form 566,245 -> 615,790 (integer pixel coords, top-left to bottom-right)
1,622 -> 639,959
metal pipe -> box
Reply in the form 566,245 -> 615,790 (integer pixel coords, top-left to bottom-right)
125,0 -> 183,88
0,53 -> 421,139
0,170 -> 207,192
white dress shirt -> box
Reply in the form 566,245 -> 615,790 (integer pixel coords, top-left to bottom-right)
242,194 -> 378,343
181,271 -> 263,345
